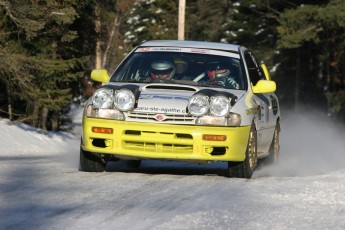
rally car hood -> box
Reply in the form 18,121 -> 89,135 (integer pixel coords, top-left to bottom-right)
132,83 -> 246,115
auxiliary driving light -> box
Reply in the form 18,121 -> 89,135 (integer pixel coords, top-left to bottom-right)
92,127 -> 113,134
203,134 -> 227,141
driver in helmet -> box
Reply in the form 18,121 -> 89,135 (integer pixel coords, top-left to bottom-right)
207,62 -> 239,89
149,60 -> 176,82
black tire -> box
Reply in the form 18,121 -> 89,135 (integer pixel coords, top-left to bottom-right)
228,123 -> 257,179
79,147 -> 106,172
126,160 -> 142,168
265,121 -> 280,165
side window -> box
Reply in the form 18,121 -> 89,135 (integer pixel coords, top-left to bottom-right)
244,51 -> 265,85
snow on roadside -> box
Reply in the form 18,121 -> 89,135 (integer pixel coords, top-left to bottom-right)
0,118 -> 79,157
1,107 -> 345,177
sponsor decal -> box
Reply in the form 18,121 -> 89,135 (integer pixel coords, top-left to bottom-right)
151,47 -> 182,51
136,106 -> 186,114
137,94 -> 188,114
191,49 -> 209,54
135,47 -> 240,58
245,107 -> 259,115
138,48 -> 150,52
259,101 -> 265,121
270,95 -> 278,115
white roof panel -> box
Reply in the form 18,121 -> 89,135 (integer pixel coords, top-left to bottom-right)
139,40 -> 241,53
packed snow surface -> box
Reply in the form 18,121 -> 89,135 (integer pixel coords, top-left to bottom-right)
1,109 -> 345,229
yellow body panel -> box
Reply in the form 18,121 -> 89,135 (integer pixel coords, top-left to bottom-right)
91,69 -> 110,83
81,117 -> 251,162
252,80 -> 276,94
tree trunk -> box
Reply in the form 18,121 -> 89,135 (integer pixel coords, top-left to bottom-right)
6,84 -> 13,121
40,106 -> 49,131
32,103 -> 39,127
51,111 -> 59,131
95,4 -> 102,69
294,49 -> 301,113
102,17 -> 119,69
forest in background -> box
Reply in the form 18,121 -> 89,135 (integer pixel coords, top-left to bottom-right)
0,0 -> 344,130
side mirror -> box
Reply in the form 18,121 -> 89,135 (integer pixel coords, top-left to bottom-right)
252,80 -> 276,94
261,64 -> 270,80
91,69 -> 110,83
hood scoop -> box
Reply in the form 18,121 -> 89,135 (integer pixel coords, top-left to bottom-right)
142,83 -> 198,92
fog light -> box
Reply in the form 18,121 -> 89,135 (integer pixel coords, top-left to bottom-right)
92,127 -> 113,134
196,116 -> 227,126
85,105 -> 125,120
203,134 -> 226,141
228,113 -> 241,126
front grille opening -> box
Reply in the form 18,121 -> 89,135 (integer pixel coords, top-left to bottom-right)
160,132 -> 173,135
124,141 -> 193,153
210,147 -> 227,156
92,138 -> 107,148
125,141 -> 156,149
125,130 -> 141,135
176,133 -> 193,139
126,112 -> 195,123
142,131 -> 155,134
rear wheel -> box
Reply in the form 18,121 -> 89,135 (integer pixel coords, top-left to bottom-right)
266,121 -> 280,164
79,147 -> 106,172
228,123 -> 257,178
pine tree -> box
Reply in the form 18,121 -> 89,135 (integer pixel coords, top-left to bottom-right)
124,0 -> 178,47
278,0 -> 345,119
186,0 -> 229,42
0,0 -> 90,130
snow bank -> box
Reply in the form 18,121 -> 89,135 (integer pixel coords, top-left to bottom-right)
0,119 -> 78,157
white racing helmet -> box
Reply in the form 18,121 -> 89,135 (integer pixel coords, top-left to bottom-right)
151,60 -> 176,80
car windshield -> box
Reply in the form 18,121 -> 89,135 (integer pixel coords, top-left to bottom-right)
110,51 -> 246,90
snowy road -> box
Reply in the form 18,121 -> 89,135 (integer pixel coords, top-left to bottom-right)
1,111 -> 345,229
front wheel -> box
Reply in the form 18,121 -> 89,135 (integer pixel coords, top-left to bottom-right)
228,123 -> 257,178
79,147 -> 106,172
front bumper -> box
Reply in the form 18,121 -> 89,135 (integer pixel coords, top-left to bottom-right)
81,117 -> 250,162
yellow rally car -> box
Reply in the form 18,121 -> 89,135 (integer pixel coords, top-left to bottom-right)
80,40 -> 280,178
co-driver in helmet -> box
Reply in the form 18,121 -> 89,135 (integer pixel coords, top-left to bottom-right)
207,62 -> 239,89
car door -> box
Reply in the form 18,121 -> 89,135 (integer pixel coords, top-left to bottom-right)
244,50 -> 273,153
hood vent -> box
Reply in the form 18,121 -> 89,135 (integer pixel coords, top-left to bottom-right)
143,84 -> 198,92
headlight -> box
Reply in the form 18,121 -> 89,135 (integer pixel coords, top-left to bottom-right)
92,88 -> 113,109
114,88 -> 135,111
188,94 -> 209,116
210,95 -> 231,117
